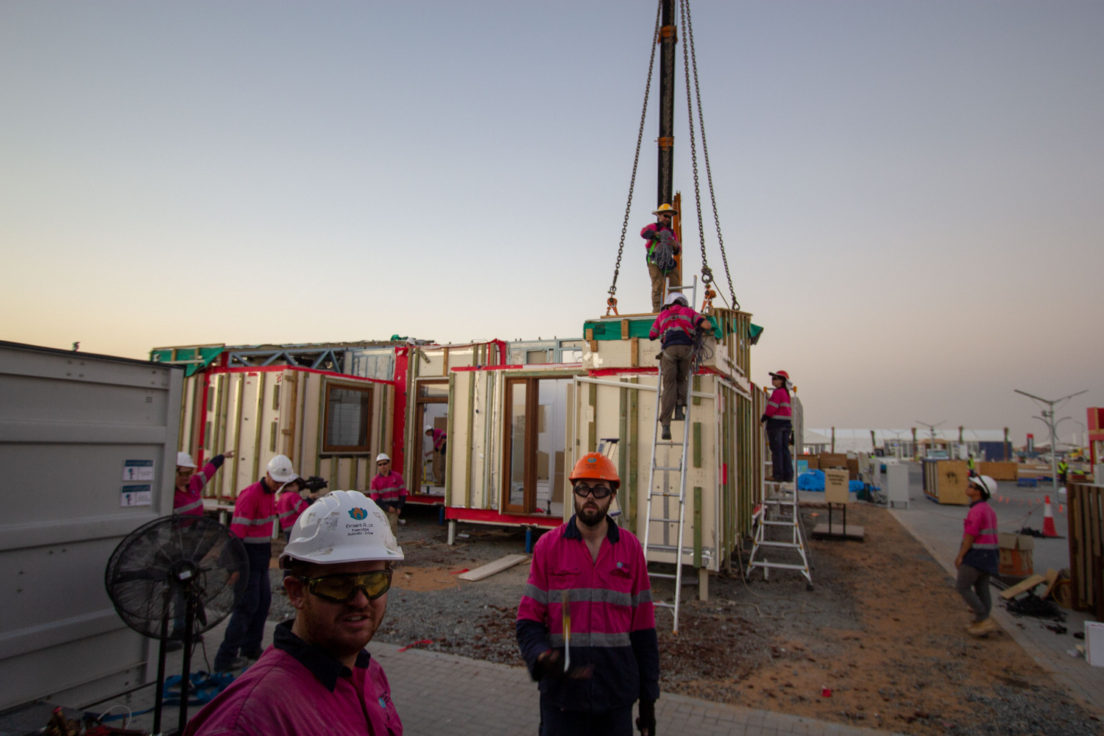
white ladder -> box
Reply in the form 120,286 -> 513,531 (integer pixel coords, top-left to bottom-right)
642,278 -> 699,633
745,478 -> 813,589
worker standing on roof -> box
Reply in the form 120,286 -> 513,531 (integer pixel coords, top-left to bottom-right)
185,491 -> 404,735
517,452 -> 659,736
213,454 -> 298,673
955,475 -> 1000,638
425,425 -> 446,485
173,449 -> 234,516
760,371 -> 794,482
649,291 -> 707,441
641,203 -> 681,312
370,453 -> 407,533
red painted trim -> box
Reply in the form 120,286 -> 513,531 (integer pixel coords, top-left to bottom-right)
444,506 -> 561,528
392,349 -> 410,471
588,367 -> 657,377
194,371 -> 212,464
406,493 -> 444,506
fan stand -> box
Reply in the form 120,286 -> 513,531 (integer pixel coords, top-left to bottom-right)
152,561 -> 205,735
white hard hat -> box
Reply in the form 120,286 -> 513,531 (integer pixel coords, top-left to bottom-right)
176,451 -> 197,469
968,475 -> 997,499
267,454 -> 299,484
665,291 -> 688,307
424,425 -> 433,432
376,453 -> 391,463
281,490 -> 404,566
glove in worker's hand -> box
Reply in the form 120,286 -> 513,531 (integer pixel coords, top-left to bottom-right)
636,699 -> 656,735
532,650 -> 593,681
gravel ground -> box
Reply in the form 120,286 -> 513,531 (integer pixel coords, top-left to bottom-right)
262,504 -> 1102,736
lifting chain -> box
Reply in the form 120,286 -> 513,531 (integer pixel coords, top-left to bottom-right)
607,1 -> 663,317
680,0 -> 740,311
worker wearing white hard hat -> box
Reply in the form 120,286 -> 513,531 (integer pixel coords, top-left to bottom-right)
186,491 -> 403,735
174,449 -> 236,517
955,475 -> 1001,638
648,290 -> 708,440
213,453 -> 299,673
370,452 -> 408,533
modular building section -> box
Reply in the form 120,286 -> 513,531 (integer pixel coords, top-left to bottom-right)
442,309 -> 765,574
178,365 -> 395,501
0,341 -> 182,712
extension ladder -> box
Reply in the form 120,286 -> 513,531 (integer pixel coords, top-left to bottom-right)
641,278 -> 700,633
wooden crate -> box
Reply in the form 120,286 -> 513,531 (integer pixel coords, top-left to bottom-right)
922,460 -> 970,505
978,461 -> 1017,481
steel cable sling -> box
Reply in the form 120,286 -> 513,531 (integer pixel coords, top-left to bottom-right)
606,2 -> 663,317
680,0 -> 740,312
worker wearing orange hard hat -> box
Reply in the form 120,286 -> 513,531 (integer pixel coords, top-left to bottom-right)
517,452 -> 659,735
761,371 -> 794,483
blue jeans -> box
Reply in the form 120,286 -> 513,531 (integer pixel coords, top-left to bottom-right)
214,543 -> 271,669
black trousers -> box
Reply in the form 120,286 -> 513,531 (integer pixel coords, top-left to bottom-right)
767,419 -> 793,481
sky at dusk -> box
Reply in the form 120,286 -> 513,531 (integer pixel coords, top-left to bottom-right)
3,1 -> 1101,446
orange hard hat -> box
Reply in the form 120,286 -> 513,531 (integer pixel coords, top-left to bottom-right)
569,452 -> 620,487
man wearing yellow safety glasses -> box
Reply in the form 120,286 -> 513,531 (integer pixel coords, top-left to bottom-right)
185,491 -> 404,735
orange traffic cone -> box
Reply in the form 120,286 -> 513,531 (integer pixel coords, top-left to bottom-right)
1042,495 -> 1058,537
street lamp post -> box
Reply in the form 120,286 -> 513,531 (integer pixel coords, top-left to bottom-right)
1015,388 -> 1088,495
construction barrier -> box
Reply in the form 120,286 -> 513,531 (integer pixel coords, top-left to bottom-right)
1067,482 -> 1104,621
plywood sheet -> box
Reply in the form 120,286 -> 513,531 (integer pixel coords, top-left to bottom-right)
457,554 -> 530,581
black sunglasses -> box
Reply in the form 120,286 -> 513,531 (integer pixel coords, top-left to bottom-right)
573,483 -> 613,500
298,570 -> 392,603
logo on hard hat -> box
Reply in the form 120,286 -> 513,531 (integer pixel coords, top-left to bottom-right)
586,457 -> 598,465
348,507 -> 368,520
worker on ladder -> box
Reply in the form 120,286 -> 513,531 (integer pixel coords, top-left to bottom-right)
761,371 -> 794,482
649,291 -> 707,440
641,203 -> 681,312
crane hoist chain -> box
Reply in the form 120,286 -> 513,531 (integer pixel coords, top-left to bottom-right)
680,0 -> 739,311
607,2 -> 662,317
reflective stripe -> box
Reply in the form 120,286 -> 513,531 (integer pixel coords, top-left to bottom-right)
973,543 -> 999,549
232,514 -> 277,526
522,583 -> 548,605
550,631 -> 631,648
243,537 -> 273,544
175,499 -> 203,514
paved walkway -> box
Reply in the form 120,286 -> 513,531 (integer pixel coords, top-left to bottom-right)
371,641 -> 897,736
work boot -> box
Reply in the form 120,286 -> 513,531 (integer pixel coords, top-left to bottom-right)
674,406 -> 686,421
967,618 -> 999,637
661,425 -> 671,440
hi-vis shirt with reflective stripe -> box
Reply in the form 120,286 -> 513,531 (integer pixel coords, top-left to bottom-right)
516,518 -> 660,712
370,471 -> 408,504
763,386 -> 792,420
962,499 -> 1000,575
277,490 -> 308,531
230,479 -> 278,543
173,455 -> 226,517
648,304 -> 703,348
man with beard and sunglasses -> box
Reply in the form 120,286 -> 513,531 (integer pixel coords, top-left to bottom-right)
185,491 -> 404,735
517,452 -> 659,736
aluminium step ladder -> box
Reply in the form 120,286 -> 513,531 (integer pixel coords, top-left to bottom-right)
745,471 -> 814,589
641,278 -> 700,633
